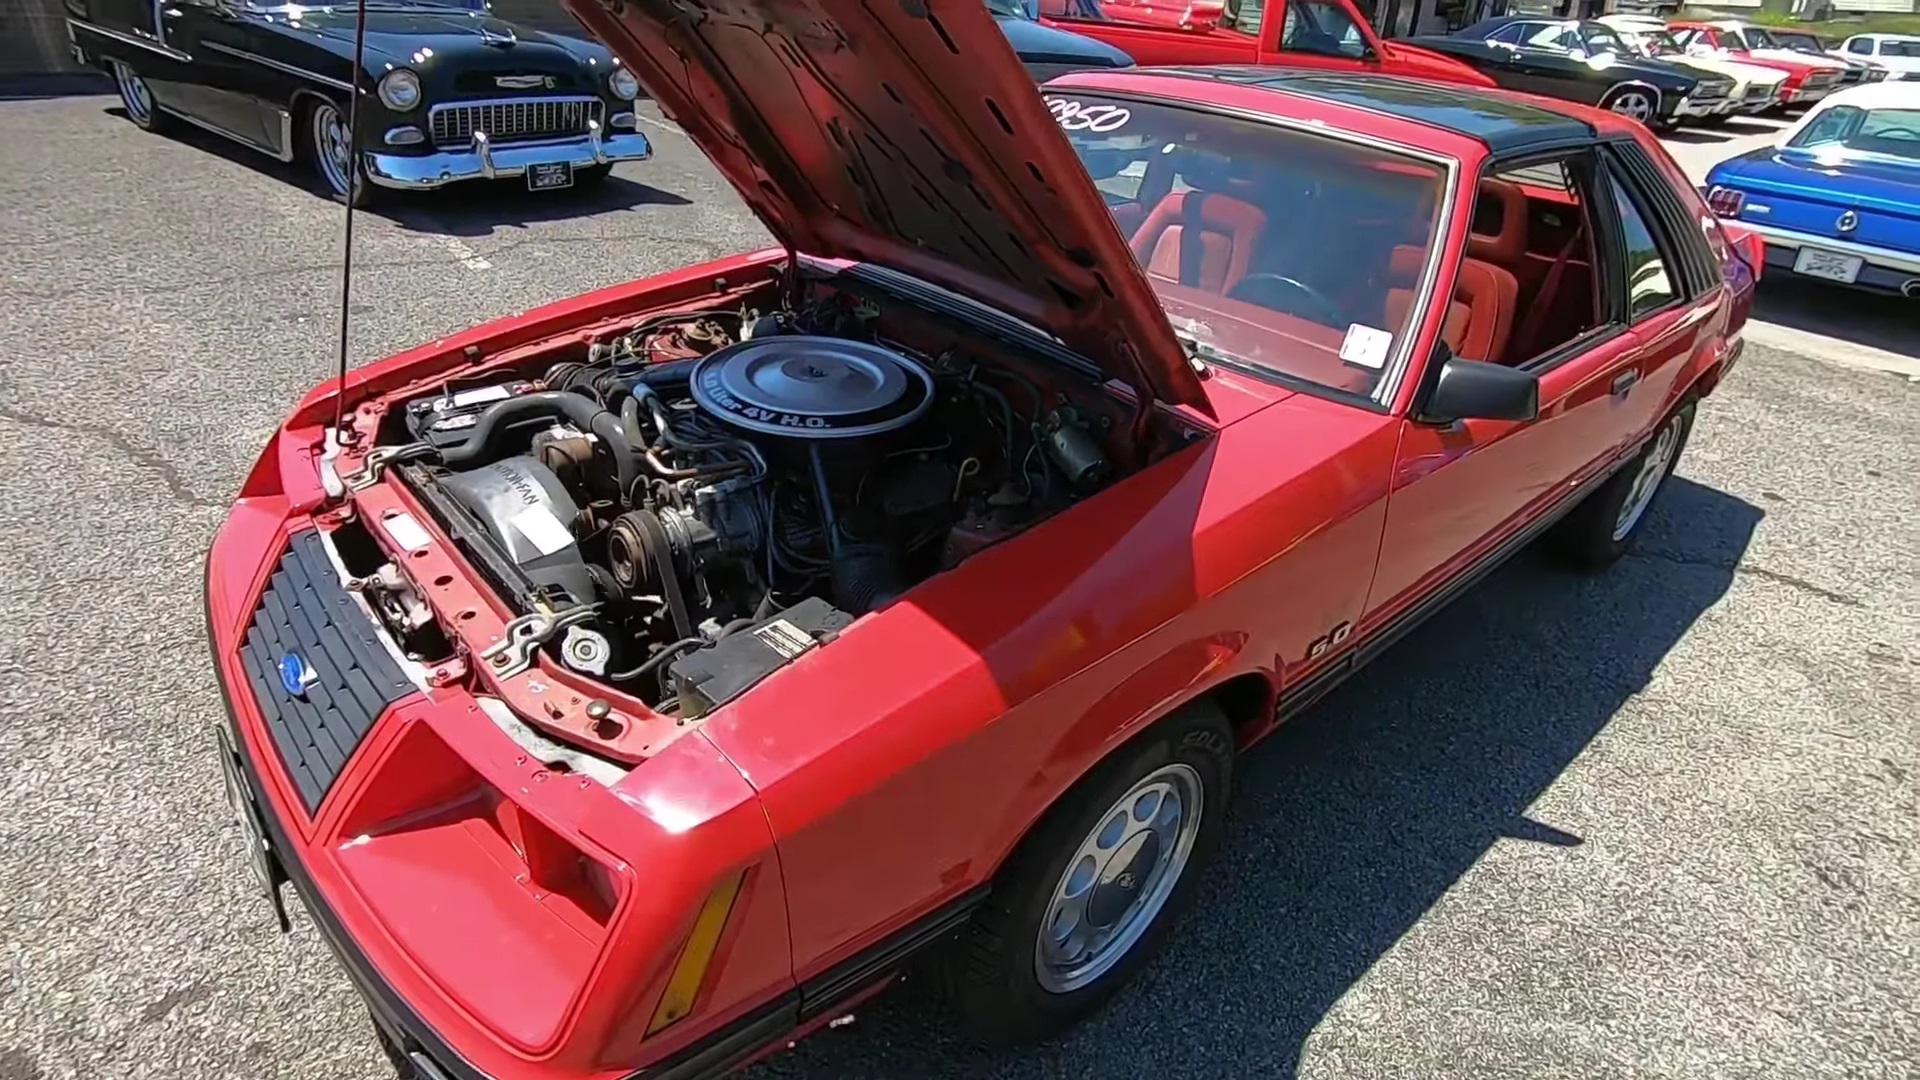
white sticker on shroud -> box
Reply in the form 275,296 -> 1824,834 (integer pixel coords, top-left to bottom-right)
511,506 -> 575,557
1339,323 -> 1393,370
381,512 -> 432,552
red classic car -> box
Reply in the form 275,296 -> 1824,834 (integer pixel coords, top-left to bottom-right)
203,0 -> 1761,1077
1669,21 -> 1849,108
1035,0 -> 1498,85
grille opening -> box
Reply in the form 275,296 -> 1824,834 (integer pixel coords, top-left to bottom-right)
429,98 -> 602,149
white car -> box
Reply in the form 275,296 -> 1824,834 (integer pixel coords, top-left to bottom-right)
1599,15 -> 1788,116
1839,33 -> 1920,81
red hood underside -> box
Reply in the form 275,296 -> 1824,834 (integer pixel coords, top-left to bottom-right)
560,0 -> 1211,415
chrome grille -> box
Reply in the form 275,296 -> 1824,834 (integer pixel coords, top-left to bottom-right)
1693,79 -> 1732,101
1743,82 -> 1773,101
1805,70 -> 1839,89
429,96 -> 601,148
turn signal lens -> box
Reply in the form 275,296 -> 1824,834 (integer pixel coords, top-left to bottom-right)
1706,185 -> 1746,218
646,869 -> 746,1035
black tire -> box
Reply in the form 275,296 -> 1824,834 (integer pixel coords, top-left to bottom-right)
1602,86 -> 1660,128
939,699 -> 1234,1044
303,97 -> 378,209
108,59 -> 169,133
1550,400 -> 1695,571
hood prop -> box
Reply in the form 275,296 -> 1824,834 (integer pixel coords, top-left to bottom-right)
328,0 -> 375,458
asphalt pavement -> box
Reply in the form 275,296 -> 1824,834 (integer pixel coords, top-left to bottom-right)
0,94 -> 1915,1080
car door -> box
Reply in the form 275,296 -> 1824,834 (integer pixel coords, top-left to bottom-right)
1589,139 -> 1723,454
149,0 -> 272,146
1264,0 -> 1382,74
1505,24 -> 1606,104
1364,148 -> 1645,624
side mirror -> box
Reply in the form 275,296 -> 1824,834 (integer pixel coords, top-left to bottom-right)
1417,351 -> 1539,424
1181,0 -> 1225,31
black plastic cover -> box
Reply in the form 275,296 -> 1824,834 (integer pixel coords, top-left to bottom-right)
668,597 -> 856,718
238,530 -> 417,813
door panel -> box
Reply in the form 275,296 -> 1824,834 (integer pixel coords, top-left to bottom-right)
151,2 -> 270,145
1364,325 -> 1640,622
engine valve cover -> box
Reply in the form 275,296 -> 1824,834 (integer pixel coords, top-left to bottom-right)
690,336 -> 934,439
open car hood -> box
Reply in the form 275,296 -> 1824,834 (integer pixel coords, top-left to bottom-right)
559,0 -> 1210,415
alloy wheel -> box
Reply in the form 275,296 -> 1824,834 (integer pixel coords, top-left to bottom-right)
1613,413 -> 1682,541
1033,763 -> 1205,994
1607,90 -> 1656,123
310,101 -> 356,200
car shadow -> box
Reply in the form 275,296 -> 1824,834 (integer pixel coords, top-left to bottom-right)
106,104 -> 688,231
373,172 -> 691,237
742,475 -> 1763,1079
1751,277 -> 1918,359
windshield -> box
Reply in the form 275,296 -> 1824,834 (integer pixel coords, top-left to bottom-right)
1049,93 -> 1448,400
1744,28 -> 1780,49
1774,32 -> 1821,52
1643,30 -> 1684,56
1789,105 -> 1920,161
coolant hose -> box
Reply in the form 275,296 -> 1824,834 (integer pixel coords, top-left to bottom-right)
438,391 -> 639,498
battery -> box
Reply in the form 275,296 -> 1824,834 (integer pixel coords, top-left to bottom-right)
667,597 -> 856,718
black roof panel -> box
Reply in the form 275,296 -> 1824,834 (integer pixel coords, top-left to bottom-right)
1132,69 -> 1599,155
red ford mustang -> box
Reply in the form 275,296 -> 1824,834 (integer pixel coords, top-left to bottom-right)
203,0 -> 1763,1076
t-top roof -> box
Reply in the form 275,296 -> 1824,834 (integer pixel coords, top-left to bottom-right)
1136,69 -> 1602,155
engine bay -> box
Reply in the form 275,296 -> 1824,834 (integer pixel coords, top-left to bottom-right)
338,279 -> 1195,724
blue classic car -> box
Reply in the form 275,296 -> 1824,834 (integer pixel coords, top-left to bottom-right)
1704,81 -> 1920,297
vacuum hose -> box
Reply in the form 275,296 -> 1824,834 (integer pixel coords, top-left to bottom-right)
437,391 -> 639,499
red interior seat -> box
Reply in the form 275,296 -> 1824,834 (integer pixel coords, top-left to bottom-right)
1383,245 -> 1518,365
1129,190 -> 1268,295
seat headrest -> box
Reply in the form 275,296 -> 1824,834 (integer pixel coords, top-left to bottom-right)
1469,178 -> 1530,264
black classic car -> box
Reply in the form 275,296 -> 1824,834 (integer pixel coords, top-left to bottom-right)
1406,17 -> 1736,129
64,0 -> 653,203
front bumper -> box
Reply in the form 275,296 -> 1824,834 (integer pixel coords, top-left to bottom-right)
1672,95 -> 1734,120
1782,84 -> 1833,105
201,510 -> 795,1080
364,125 -> 653,190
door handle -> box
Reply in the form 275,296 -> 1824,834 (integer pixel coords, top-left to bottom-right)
1611,370 -> 1640,397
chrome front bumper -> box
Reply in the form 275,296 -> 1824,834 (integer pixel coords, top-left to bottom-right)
363,123 -> 652,191
1674,95 -> 1732,119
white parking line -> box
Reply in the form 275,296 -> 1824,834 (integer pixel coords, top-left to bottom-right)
437,236 -> 493,271
631,111 -> 689,138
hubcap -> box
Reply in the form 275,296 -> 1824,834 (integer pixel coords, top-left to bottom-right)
1034,763 -> 1204,994
113,62 -> 152,125
1613,415 -> 1681,541
1610,92 -> 1654,122
312,104 -> 355,197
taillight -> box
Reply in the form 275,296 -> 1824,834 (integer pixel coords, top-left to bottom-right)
1706,185 -> 1746,218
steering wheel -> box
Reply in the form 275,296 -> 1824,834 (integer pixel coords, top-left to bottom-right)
1874,128 -> 1919,141
1227,273 -> 1346,326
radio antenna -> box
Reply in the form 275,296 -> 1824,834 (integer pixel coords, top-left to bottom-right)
330,0 -> 374,443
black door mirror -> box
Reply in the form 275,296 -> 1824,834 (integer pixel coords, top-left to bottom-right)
1417,351 -> 1539,424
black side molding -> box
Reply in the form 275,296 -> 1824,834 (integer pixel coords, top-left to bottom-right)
1278,448 -> 1628,720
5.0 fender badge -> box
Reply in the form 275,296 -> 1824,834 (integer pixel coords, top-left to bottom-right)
278,653 -> 318,699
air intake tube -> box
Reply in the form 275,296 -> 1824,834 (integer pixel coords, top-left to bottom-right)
436,391 -> 639,499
